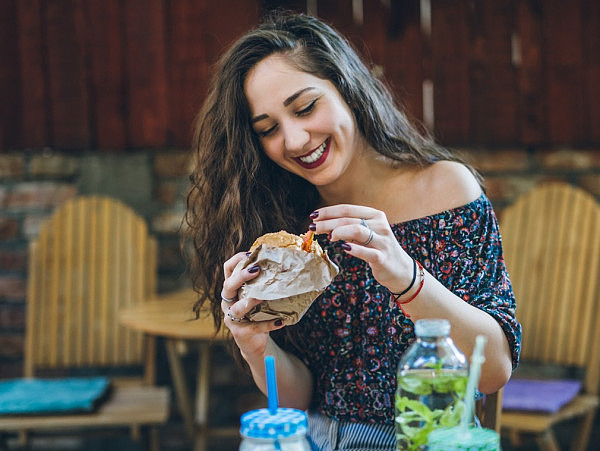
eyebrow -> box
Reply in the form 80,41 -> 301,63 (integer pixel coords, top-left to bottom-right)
251,87 -> 317,124
284,87 -> 315,106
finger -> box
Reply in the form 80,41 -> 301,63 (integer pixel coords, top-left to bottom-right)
223,252 -> 249,278
328,222 -> 377,246
225,306 -> 249,323
222,262 -> 260,299
360,224 -> 375,246
222,295 -> 263,317
225,320 -> 285,351
312,204 -> 379,222
220,293 -> 237,305
226,315 -> 286,331
340,241 -> 383,261
309,217 -> 352,236
311,207 -> 386,239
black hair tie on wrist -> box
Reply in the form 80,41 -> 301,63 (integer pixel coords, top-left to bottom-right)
392,258 -> 417,300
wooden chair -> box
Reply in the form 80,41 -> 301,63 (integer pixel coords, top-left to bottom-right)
476,389 -> 503,433
499,182 -> 600,451
0,196 -> 170,450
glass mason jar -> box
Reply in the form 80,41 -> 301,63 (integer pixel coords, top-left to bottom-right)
395,319 -> 469,451
239,407 -> 311,451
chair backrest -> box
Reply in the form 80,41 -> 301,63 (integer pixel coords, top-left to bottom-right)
24,196 -> 157,377
499,182 -> 600,395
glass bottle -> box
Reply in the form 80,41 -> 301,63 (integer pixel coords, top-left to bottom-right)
395,319 -> 469,451
239,407 -> 311,451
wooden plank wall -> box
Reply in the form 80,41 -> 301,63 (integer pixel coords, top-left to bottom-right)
0,0 -> 598,151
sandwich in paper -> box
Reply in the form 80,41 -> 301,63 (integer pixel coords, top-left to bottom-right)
235,230 -> 339,325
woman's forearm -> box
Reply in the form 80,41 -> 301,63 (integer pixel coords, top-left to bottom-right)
403,271 -> 513,394
243,338 -> 314,411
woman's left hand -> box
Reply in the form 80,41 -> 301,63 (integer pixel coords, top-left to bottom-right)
310,204 -> 413,293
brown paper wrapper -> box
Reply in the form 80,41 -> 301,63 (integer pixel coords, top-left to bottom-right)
235,244 -> 339,325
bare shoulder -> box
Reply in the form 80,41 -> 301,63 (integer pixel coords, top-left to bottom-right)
383,160 -> 483,223
419,160 -> 482,212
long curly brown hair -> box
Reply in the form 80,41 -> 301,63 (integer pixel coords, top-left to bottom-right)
183,12 -> 474,336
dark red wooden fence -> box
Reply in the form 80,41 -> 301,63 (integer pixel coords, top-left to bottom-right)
1,0 -> 598,151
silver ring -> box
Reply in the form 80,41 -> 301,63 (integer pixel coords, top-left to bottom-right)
227,307 -> 247,323
362,227 -> 374,246
360,218 -> 368,228
221,294 -> 236,304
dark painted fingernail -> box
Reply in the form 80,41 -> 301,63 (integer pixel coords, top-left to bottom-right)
245,251 -> 252,256
309,211 -> 319,219
341,242 -> 352,251
274,319 -> 283,327
327,232 -> 332,241
309,223 -> 316,231
248,265 -> 260,273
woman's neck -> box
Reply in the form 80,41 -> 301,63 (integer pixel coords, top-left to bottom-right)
317,152 -> 415,209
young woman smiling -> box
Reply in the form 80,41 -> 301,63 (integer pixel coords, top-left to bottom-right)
185,12 -> 521,451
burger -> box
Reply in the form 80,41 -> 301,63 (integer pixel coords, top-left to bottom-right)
250,230 -> 321,255
236,230 -> 339,325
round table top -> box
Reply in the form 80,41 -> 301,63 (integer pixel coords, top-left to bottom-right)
119,289 -> 227,341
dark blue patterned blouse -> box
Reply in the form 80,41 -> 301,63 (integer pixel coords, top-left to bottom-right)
273,194 -> 521,424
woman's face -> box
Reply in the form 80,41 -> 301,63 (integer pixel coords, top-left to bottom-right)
244,54 -> 366,188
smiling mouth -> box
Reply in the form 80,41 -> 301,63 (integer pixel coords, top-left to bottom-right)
296,139 -> 330,168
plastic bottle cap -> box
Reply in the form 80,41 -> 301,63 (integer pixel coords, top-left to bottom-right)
415,318 -> 451,337
240,408 -> 308,439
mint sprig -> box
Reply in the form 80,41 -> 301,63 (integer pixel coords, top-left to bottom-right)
395,370 -> 468,450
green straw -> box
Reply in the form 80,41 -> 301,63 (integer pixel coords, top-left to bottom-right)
460,335 -> 487,433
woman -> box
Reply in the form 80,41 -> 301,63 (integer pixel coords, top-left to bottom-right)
185,12 -> 520,450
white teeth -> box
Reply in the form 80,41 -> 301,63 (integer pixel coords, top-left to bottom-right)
299,141 -> 327,164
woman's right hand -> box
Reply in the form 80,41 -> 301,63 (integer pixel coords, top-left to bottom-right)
220,252 -> 285,361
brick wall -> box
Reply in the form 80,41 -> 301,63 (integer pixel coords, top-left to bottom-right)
0,147 -> 599,378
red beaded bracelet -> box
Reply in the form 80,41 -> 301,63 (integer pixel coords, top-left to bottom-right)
395,260 -> 424,318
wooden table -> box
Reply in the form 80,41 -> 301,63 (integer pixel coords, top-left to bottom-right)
119,289 -> 236,451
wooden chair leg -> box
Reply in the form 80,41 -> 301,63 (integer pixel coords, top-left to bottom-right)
570,410 -> 597,451
17,430 -> 28,447
130,424 -> 141,441
505,429 -> 524,447
149,426 -> 161,451
535,429 -> 560,451
165,339 -> 195,440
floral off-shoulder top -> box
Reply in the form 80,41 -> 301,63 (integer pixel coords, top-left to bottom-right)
272,193 -> 522,424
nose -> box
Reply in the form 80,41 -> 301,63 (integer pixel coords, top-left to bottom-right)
281,121 -> 309,152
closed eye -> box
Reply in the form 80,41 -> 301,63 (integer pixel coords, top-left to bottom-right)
256,97 -> 320,138
296,98 -> 318,117
257,124 -> 278,137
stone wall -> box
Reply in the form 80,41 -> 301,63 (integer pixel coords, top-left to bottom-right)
1,146 -> 599,379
